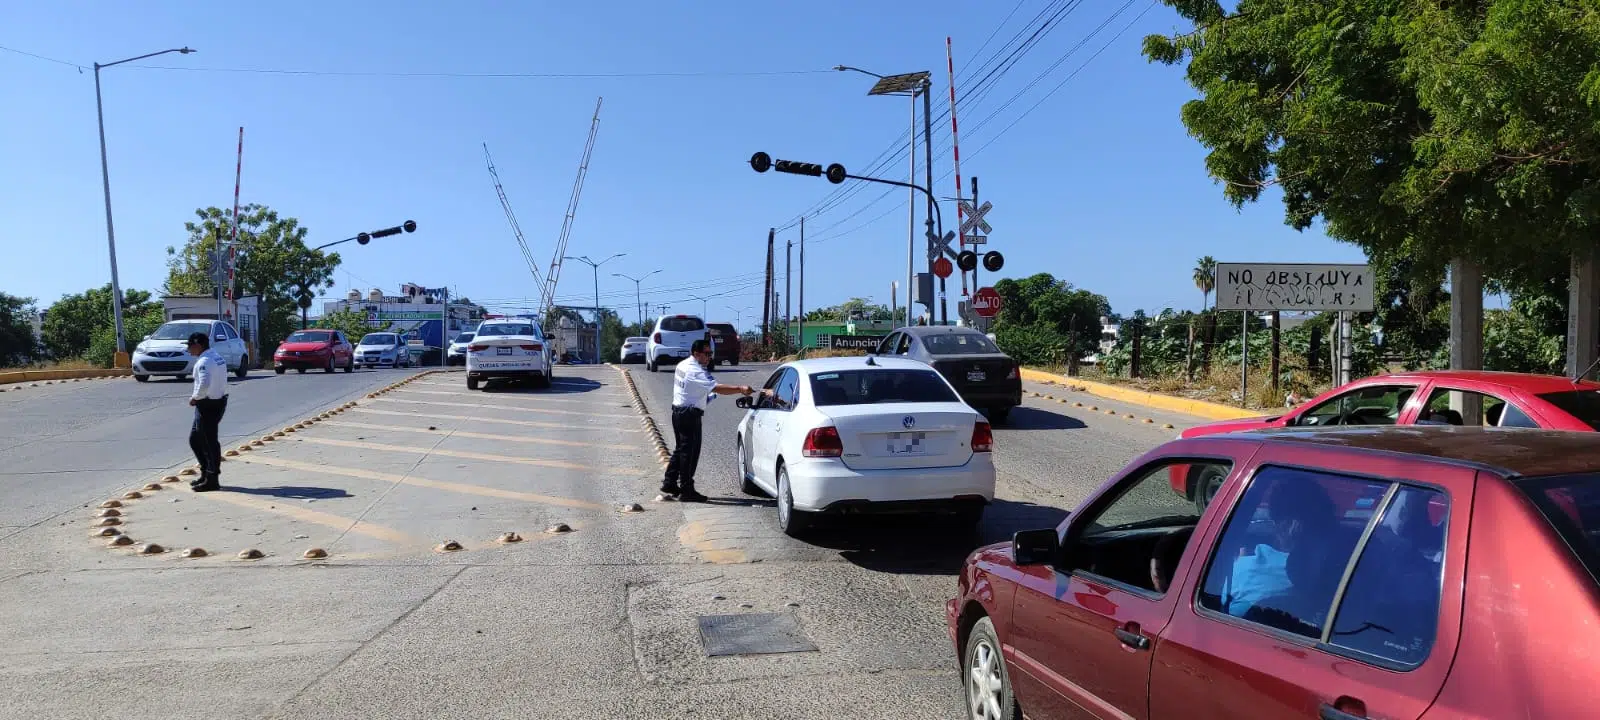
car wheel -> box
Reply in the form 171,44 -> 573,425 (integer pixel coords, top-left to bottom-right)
948,505 -> 985,536
297,368 -> 307,374
275,367 -> 286,375
647,359 -> 657,373
467,377 -> 479,391
776,465 -> 811,537
325,357 -> 335,373
963,617 -> 1019,720
987,407 -> 1012,425
737,438 -> 765,497
235,357 -> 248,379
1190,464 -> 1229,513
134,374 -> 149,383
731,358 -> 739,366
344,357 -> 354,373
535,374 -> 552,390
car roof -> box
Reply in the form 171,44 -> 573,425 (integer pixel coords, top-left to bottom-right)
1366,369 -> 1600,393
899,325 -> 988,338
1219,426 -> 1600,478
783,356 -> 933,373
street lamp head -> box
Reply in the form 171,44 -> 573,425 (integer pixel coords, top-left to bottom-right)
178,47 -> 196,54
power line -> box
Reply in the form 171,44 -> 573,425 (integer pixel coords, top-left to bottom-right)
126,65 -> 834,79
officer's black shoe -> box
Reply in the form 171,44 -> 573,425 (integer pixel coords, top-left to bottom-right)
190,478 -> 221,493
677,490 -> 709,503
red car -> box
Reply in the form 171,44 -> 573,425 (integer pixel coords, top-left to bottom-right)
708,322 -> 741,366
273,329 -> 355,374
1172,371 -> 1600,507
947,427 -> 1600,720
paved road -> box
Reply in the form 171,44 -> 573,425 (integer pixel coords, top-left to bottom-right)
0,360 -> 1192,719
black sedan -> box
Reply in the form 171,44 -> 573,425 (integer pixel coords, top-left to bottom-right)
870,326 -> 1022,423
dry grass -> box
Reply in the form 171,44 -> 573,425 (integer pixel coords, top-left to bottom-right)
1074,365 -> 1333,411
1,358 -> 103,372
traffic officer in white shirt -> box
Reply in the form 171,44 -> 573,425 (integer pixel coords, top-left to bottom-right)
186,331 -> 229,492
662,339 -> 753,502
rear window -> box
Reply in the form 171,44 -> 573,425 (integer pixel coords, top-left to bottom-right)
285,331 -> 332,343
708,323 -> 736,336
1538,390 -> 1600,430
478,323 -> 537,337
453,333 -> 475,343
660,317 -> 705,332
1518,473 -> 1600,585
922,332 -> 1000,355
808,369 -> 959,406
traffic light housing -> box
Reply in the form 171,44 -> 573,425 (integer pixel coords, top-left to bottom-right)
370,225 -> 403,239
402,220 -> 417,233
825,163 -> 847,184
750,152 -> 772,173
774,159 -> 823,177
356,232 -> 371,245
983,251 -> 1005,272
957,250 -> 978,272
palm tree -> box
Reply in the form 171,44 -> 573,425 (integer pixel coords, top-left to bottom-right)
1193,256 -> 1217,311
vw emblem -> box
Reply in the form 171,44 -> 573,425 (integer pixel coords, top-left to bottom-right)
902,416 -> 916,430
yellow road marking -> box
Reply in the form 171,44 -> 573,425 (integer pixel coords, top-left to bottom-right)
295,436 -> 629,473
371,396 -> 636,419
196,491 -> 421,546
349,406 -> 640,434
678,519 -> 749,565
319,419 -> 638,450
237,454 -> 608,511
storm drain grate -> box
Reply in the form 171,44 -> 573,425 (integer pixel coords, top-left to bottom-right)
697,613 -> 818,657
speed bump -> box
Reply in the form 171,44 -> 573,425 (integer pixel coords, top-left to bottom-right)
97,508 -> 121,518
100,500 -> 122,509
545,523 -> 572,534
1088,406 -> 1099,411
1106,409 -> 1117,415
496,532 -> 523,544
179,547 -> 208,558
225,450 -> 239,457
251,440 -> 265,446
107,535 -> 135,547
1143,418 -> 1155,424
93,527 -> 121,538
122,491 -> 143,500
302,547 -> 328,560
434,540 -> 464,553
162,475 -> 182,483
1074,402 -> 1084,407
1163,423 -> 1176,430
137,543 -> 165,555
236,445 -> 252,453
95,517 -> 122,527
237,548 -> 265,560
620,503 -> 644,514
180,467 -> 199,477
141,483 -> 163,491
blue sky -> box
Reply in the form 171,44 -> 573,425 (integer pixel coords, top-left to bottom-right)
1,0 -> 1366,327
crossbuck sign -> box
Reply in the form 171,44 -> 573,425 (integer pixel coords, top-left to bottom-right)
958,200 -> 992,236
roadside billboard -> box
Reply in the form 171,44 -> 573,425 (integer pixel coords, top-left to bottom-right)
1215,263 -> 1374,312
829,335 -> 886,351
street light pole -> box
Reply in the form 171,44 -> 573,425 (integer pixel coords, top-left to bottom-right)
95,46 -> 195,364
564,253 -> 624,360
612,269 -> 661,328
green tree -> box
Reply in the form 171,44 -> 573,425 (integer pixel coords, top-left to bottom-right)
0,292 -> 38,367
85,305 -> 166,368
991,273 -> 1109,363
1193,256 -> 1216,311
41,284 -> 158,360
314,308 -> 391,346
1143,0 -> 1600,333
164,205 -> 340,352
803,298 -> 903,323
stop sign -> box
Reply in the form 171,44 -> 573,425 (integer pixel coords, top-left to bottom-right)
932,256 -> 953,279
972,286 -> 1003,318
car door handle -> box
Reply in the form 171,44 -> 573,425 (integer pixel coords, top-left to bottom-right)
1319,702 -> 1367,720
1113,627 -> 1150,651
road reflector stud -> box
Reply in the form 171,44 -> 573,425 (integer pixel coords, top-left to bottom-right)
1106,409 -> 1117,415
620,503 -> 644,513
237,445 -> 252,453
272,432 -> 285,438
108,535 -> 135,547
138,543 -> 165,555
93,527 -> 121,538
654,494 -> 676,503
302,548 -> 328,560
179,547 -> 208,558
251,440 -> 265,446
160,475 -> 181,483
100,500 -> 122,509
428,426 -> 437,431
545,523 -> 572,534
237,548 -> 264,560
122,491 -> 143,500
1074,402 -> 1083,407
97,508 -> 122,518
496,532 -> 523,544
1044,395 -> 1055,400
1125,414 -> 1135,419
1143,418 -> 1155,424
225,450 -> 239,457
1163,423 -> 1175,430
435,540 -> 464,553
142,483 -> 163,491
1088,406 -> 1099,411
180,468 -> 199,477
96,517 -> 122,527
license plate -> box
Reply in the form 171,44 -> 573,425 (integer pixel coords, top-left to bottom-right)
887,432 -> 927,454
967,371 -> 986,382
496,347 -> 513,356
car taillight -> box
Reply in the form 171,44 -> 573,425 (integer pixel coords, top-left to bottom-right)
468,344 -> 488,352
653,333 -> 662,343
519,344 -> 543,351
802,427 -> 843,458
971,421 -> 993,452
1006,365 -> 1018,380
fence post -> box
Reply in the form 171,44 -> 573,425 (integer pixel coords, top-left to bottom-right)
1270,310 -> 1281,397
1130,318 -> 1143,379
1185,321 -> 1196,381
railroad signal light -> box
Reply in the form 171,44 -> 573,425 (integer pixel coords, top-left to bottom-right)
983,251 -> 1005,272
356,232 -> 371,245
957,250 -> 978,272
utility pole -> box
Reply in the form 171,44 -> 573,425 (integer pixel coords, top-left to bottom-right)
786,240 -> 793,344
924,75 -> 941,326
762,228 -> 773,345
798,217 -> 806,350
970,176 -> 980,317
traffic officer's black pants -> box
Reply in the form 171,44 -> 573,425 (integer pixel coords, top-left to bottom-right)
189,396 -> 228,481
663,406 -> 703,493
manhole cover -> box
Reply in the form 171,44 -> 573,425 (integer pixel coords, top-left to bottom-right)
697,613 -> 817,657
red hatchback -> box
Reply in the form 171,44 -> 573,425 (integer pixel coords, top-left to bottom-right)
273,329 -> 355,374
1172,371 -> 1600,506
947,428 -> 1600,720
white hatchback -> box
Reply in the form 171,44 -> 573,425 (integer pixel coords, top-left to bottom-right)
465,319 -> 552,390
647,314 -> 711,372
734,356 -> 995,537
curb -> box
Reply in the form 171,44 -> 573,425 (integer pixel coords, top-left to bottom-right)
613,366 -> 670,468
1019,368 -> 1261,421
0,369 -> 130,386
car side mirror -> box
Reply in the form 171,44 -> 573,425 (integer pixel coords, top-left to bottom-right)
735,396 -> 752,410
1012,528 -> 1060,566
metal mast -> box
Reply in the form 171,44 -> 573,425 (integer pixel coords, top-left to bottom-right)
483,143 -> 545,292
539,97 -> 603,315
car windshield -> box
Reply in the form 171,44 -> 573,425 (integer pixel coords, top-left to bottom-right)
808,369 -> 959,406
150,323 -> 210,340
660,317 -> 704,332
285,331 -> 332,343
1539,390 -> 1600,431
921,332 -> 1000,355
360,334 -> 397,346
478,323 -> 535,337
453,333 -> 475,343
1517,473 -> 1600,585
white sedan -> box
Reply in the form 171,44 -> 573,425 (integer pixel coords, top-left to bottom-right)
734,356 -> 996,537
465,319 -> 553,390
